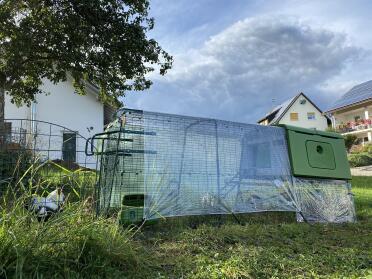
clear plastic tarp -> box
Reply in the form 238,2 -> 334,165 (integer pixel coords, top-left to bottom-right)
96,109 -> 355,223
293,178 -> 355,223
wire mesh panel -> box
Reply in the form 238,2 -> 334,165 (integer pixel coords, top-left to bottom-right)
0,119 -> 97,200
140,111 -> 297,219
95,108 -> 355,223
94,112 -> 146,214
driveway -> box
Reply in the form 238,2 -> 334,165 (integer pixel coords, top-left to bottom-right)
351,165 -> 372,176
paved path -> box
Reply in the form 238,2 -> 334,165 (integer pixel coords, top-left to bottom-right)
351,165 -> 372,176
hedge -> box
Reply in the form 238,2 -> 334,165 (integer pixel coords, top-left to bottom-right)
348,152 -> 372,167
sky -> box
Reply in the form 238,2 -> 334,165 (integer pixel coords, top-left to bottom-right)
124,0 -> 372,123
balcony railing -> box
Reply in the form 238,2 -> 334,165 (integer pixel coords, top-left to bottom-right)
336,119 -> 372,133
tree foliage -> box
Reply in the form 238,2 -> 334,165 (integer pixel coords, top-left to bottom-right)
0,0 -> 172,105
344,134 -> 358,152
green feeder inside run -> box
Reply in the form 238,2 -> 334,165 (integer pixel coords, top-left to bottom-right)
118,206 -> 144,225
118,194 -> 158,226
118,194 -> 144,225
279,125 -> 351,180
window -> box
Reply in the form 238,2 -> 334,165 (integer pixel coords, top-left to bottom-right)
62,132 -> 77,162
307,112 -> 316,120
290,112 -> 299,121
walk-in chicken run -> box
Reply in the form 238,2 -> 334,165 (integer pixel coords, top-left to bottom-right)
86,108 -> 355,225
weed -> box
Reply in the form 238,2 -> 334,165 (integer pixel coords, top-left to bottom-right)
0,173 -> 371,278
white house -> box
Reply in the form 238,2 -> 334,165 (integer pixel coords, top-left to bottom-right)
325,80 -> 372,145
257,93 -> 329,130
4,76 -> 118,167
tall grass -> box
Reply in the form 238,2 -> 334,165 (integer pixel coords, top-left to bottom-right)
0,158 -> 371,278
0,159 -> 150,278
0,203 -> 145,278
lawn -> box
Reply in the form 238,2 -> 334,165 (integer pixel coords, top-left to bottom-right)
0,176 -> 371,278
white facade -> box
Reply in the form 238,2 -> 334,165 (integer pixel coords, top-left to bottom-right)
329,101 -> 372,145
4,77 -> 105,167
258,93 -> 329,131
326,80 -> 372,145
5,78 -> 104,137
279,96 -> 328,130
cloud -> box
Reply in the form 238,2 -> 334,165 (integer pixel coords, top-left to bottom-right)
126,16 -> 362,123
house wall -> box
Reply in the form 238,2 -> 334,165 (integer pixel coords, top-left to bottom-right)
279,96 -> 328,130
331,103 -> 372,144
34,78 -> 104,138
4,78 -> 104,167
5,95 -> 30,119
333,106 -> 372,126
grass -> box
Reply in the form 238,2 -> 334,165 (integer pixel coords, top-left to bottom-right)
0,176 -> 371,278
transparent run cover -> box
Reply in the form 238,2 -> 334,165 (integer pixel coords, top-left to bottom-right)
142,111 -> 296,219
293,178 -> 355,223
96,109 -> 355,223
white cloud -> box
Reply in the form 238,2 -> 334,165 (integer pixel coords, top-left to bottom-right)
126,16 -> 363,123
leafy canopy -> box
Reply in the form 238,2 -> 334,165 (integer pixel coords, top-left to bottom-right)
344,134 -> 358,152
0,0 -> 172,105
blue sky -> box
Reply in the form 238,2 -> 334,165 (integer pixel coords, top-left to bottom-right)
124,0 -> 372,123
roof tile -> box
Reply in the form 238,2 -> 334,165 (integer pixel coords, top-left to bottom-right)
327,80 -> 372,112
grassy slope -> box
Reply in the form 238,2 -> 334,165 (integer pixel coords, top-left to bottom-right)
139,177 -> 372,279
0,177 -> 371,278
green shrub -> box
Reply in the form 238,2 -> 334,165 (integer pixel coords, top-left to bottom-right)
361,143 -> 372,154
348,152 -> 372,167
344,134 -> 358,152
349,144 -> 364,154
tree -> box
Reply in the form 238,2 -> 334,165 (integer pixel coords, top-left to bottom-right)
0,0 -> 172,113
344,134 -> 358,153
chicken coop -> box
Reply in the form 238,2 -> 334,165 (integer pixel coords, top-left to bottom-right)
86,108 -> 356,224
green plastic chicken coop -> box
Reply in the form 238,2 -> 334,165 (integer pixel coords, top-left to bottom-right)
86,108 -> 354,225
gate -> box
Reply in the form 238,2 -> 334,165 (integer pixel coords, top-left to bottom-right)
0,119 -> 96,200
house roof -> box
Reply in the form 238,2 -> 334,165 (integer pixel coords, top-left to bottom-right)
257,95 -> 297,124
257,93 -> 325,125
326,80 -> 372,113
85,81 -> 100,95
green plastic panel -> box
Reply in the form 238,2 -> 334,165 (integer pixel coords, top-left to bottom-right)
279,125 -> 351,180
118,206 -> 144,225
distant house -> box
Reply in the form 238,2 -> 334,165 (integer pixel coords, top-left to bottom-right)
326,80 -> 372,145
4,76 -> 119,165
257,93 -> 329,131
